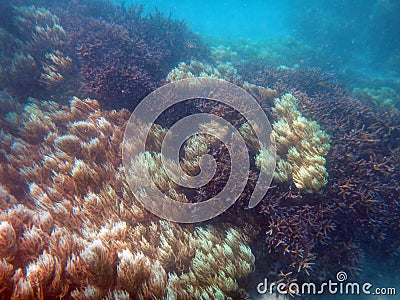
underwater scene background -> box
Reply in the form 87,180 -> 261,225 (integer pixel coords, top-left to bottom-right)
0,0 -> 399,299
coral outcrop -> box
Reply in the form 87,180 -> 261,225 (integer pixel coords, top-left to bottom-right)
0,94 -> 256,299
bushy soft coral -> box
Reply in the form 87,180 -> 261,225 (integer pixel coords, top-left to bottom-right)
0,5 -> 74,102
0,95 -> 256,299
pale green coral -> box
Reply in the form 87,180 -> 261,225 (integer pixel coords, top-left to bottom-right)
353,86 -> 400,112
166,60 -> 239,83
166,226 -> 255,299
256,93 -> 330,193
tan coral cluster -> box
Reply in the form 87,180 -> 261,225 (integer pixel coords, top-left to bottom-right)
3,6 -> 71,90
166,60 -> 240,83
0,95 -> 256,299
13,5 -> 66,47
168,226 -> 255,299
182,121 -> 230,176
41,50 -> 72,86
256,93 -> 330,193
242,82 -> 277,105
166,62 -> 277,111
272,93 -> 330,192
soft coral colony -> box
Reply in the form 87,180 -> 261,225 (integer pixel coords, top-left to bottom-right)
0,0 -> 400,299
0,95 -> 256,299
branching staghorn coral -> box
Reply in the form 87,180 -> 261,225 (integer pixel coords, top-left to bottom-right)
48,1 -> 210,109
0,93 -> 256,299
256,93 -> 330,193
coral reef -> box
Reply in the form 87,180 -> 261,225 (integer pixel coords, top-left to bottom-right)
55,1 -> 209,109
1,1 -> 399,297
188,62 -> 398,291
4,1 -> 210,109
235,64 -> 399,289
175,63 -> 331,193
263,93 -> 330,193
0,94 -> 256,299
0,5 -> 74,101
211,45 -> 240,66
353,86 -> 400,112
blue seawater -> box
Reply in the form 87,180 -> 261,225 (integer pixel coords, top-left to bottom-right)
129,0 -> 400,99
133,0 -> 290,40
